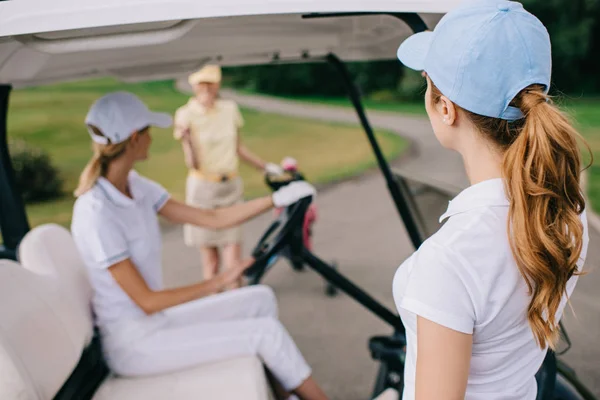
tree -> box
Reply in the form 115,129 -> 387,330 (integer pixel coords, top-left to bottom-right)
225,61 -> 402,98
522,0 -> 600,93
226,0 -> 600,97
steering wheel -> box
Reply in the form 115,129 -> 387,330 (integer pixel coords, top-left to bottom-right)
244,173 -> 312,282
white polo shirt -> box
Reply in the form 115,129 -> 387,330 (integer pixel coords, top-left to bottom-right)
71,170 -> 170,333
393,178 -> 589,400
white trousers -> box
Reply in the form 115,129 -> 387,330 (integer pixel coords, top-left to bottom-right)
103,285 -> 312,391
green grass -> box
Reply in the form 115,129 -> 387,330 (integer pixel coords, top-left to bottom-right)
559,97 -> 600,210
264,92 -> 600,211
6,79 -> 406,230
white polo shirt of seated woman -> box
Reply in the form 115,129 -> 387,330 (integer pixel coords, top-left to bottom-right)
71,170 -> 171,338
392,178 -> 589,400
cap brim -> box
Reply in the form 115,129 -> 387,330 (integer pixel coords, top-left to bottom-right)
188,73 -> 221,85
147,111 -> 173,128
397,31 -> 433,71
194,77 -> 221,84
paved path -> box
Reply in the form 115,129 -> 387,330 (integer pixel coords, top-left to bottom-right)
165,85 -> 600,399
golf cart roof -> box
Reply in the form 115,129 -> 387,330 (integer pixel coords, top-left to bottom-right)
0,0 -> 460,88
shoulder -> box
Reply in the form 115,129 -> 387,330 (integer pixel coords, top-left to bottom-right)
129,169 -> 164,188
217,99 -> 239,111
431,207 -> 510,264
396,237 -> 480,333
174,101 -> 193,121
393,210 -> 509,332
129,169 -> 150,186
129,170 -> 163,194
72,187 -> 114,231
73,185 -> 108,217
129,170 -> 170,210
175,99 -> 193,114
408,209 -> 511,295
410,236 -> 469,278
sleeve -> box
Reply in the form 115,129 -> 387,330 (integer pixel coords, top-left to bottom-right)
131,171 -> 171,212
233,102 -> 244,129
398,240 -> 477,334
173,107 -> 189,140
74,213 -> 130,270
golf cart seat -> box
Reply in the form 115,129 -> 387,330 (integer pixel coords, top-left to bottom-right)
5,223 -> 273,400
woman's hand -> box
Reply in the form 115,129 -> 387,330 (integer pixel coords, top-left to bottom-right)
108,258 -> 227,314
218,258 -> 255,287
180,127 -> 192,140
264,162 -> 284,176
272,181 -> 316,208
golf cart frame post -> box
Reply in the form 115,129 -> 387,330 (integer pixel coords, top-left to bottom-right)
325,52 -> 425,250
305,11 -> 430,249
265,46 -> 434,334
0,85 -> 30,260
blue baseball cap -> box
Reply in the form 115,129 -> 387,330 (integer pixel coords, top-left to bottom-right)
397,0 -> 551,121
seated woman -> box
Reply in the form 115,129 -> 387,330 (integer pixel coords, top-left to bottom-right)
70,91 -> 328,400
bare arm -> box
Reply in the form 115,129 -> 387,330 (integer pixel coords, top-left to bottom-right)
415,316 -> 472,400
108,258 -> 251,314
159,197 -> 273,229
177,127 -> 199,170
181,137 -> 199,170
237,133 -> 266,171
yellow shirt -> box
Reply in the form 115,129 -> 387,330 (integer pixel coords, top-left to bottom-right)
174,98 -> 244,174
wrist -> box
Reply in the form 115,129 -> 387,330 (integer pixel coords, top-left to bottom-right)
214,273 -> 229,292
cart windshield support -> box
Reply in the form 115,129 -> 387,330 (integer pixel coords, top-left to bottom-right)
0,85 -> 30,260
326,53 -> 425,249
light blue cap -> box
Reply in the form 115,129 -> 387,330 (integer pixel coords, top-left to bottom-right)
397,0 -> 551,121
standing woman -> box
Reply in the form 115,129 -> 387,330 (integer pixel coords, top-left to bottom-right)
174,64 -> 283,288
392,1 -> 590,399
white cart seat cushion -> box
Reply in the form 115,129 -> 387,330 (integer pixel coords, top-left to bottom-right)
18,223 -> 94,343
0,338 -> 29,400
0,260 -> 88,400
94,356 -> 274,400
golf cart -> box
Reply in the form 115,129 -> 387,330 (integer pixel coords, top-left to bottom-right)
0,1 -> 596,399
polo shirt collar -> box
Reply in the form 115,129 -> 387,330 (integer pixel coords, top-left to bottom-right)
96,171 -> 144,207
187,97 -> 220,114
439,178 -> 509,223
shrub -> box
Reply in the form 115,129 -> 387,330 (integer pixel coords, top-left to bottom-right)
368,89 -> 400,102
8,139 -> 63,203
224,60 -> 403,98
397,69 -> 426,101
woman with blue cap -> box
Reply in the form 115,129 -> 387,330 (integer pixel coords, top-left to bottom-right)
393,1 -> 590,399
70,92 -> 328,400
